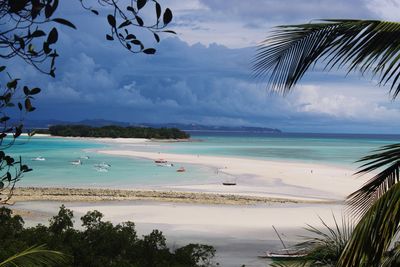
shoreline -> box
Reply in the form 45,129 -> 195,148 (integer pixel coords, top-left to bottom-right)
97,150 -> 366,201
11,187 -> 335,205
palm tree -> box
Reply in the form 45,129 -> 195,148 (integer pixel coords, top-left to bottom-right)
253,20 -> 400,267
0,245 -> 67,267
271,216 -> 353,267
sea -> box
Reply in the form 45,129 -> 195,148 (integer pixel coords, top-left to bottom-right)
6,132 -> 400,188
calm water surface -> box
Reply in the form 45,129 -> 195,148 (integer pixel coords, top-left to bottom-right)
7,132 -> 400,188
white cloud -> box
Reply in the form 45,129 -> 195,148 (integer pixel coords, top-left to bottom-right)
365,0 -> 400,20
291,84 -> 400,122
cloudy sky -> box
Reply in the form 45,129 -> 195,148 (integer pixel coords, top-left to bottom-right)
8,0 -> 400,133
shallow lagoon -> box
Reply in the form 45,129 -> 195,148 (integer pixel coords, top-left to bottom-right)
8,132 -> 400,188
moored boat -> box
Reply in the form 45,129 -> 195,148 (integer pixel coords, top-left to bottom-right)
157,163 -> 174,167
176,167 -> 186,172
31,156 -> 46,161
259,249 -> 307,259
94,162 -> 111,168
70,159 -> 82,165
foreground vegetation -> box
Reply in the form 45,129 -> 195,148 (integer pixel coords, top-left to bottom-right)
254,19 -> 400,266
0,206 -> 215,267
38,125 -> 190,139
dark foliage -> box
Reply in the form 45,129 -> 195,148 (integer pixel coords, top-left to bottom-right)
0,206 -> 216,267
41,124 -> 190,139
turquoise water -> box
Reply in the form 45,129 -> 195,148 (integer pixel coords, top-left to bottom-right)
5,133 -> 400,188
8,136 -> 218,188
129,133 -> 400,166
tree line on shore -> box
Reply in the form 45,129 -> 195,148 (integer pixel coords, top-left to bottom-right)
37,125 -> 190,139
0,206 -> 216,267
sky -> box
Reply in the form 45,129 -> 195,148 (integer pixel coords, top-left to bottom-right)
7,0 -> 400,133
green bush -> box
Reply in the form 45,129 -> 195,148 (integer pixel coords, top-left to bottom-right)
0,206 -> 215,267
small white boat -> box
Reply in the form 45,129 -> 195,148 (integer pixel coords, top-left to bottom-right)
155,159 -> 168,164
80,156 -> 90,159
259,249 -> 307,259
31,157 -> 46,161
94,162 -> 111,168
157,163 -> 174,167
94,167 -> 108,172
70,159 -> 82,165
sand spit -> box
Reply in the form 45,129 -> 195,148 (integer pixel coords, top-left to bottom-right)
11,187 -> 334,205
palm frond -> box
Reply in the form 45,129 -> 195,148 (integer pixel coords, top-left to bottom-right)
346,143 -> 400,217
271,215 -> 353,267
381,242 -> 400,267
337,183 -> 400,267
0,244 -> 68,267
253,20 -> 400,98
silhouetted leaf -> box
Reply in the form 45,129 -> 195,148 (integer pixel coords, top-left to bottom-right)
154,33 -> 160,42
47,28 -> 58,44
30,88 -> 41,95
126,34 -> 136,40
106,34 -> 114,41
8,0 -> 28,13
163,8 -> 172,25
131,40 -> 142,45
18,102 -> 22,111
25,99 -> 33,111
23,86 -> 30,95
126,43 -> 132,50
0,66 -> 5,72
7,79 -> 18,89
137,0 -> 147,10
45,0 -> 58,18
43,42 -> 51,54
107,15 -> 116,28
31,30 -> 46,38
52,18 -> 76,29
118,20 -> 131,29
135,16 -> 144,26
91,9 -> 99,15
143,48 -> 156,54
127,6 -> 135,13
163,30 -> 176,34
156,3 -> 161,19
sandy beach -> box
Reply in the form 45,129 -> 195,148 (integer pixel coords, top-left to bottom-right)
98,149 -> 367,201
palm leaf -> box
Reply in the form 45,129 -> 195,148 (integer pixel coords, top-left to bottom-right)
337,182 -> 400,267
347,143 -> 400,218
381,243 -> 400,267
271,215 -> 353,267
0,245 -> 68,267
253,20 -> 400,98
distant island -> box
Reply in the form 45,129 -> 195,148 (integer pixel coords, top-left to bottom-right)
37,125 -> 190,139
26,119 -> 282,134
